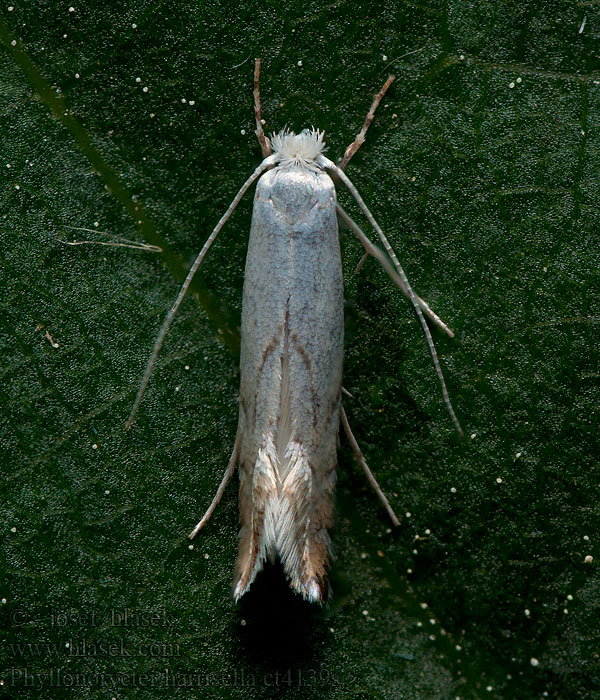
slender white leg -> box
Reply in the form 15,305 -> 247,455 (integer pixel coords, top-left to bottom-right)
189,430 -> 241,539
253,58 -> 272,158
339,74 -> 395,170
340,405 -> 400,527
323,158 -> 463,438
337,204 -> 454,338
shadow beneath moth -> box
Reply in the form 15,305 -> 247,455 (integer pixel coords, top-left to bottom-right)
126,60 -> 462,604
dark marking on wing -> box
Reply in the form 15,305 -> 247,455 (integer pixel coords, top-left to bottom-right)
289,330 -> 318,430
251,329 -> 283,428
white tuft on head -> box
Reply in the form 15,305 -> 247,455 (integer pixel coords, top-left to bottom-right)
270,128 -> 326,170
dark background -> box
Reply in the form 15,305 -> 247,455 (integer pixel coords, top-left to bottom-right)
1,1 -> 598,698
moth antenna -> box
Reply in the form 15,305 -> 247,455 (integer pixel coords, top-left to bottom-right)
125,155 -> 277,430
322,157 -> 463,437
336,203 -> 454,337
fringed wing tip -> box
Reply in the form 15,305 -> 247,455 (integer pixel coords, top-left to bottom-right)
232,572 -> 329,605
304,577 -> 329,604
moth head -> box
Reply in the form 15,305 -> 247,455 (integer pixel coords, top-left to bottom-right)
270,128 -> 326,170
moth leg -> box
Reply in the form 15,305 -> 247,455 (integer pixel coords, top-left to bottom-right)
339,74 -> 395,171
354,251 -> 369,274
340,405 -> 400,527
189,431 -> 241,539
325,156 -> 463,437
337,204 -> 454,338
253,58 -> 271,158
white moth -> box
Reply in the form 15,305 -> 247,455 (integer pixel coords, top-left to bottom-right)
126,60 -> 462,603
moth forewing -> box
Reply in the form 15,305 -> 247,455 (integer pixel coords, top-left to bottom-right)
128,61 -> 461,604
235,158 -> 343,602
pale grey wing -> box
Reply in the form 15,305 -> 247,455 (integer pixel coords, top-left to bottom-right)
235,167 -> 344,602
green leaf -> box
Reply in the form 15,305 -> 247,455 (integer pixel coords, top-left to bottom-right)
1,2 -> 598,699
